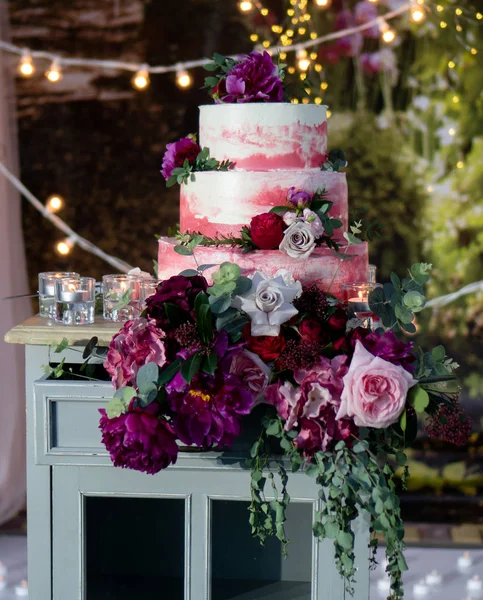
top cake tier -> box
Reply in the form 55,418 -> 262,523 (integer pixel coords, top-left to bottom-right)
199,104 -> 328,171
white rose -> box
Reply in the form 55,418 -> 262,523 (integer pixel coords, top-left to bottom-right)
279,222 -> 316,259
232,271 -> 301,336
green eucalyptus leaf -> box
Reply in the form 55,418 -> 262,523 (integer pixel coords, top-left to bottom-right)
105,397 -> 127,419
173,245 -> 193,256
198,264 -> 218,272
395,303 -> 414,324
136,362 -> 159,395
208,293 -> 233,314
407,385 -> 430,413
178,269 -> 199,277
432,345 -> 446,362
233,276 -> 252,296
180,351 -> 203,384
403,290 -> 426,312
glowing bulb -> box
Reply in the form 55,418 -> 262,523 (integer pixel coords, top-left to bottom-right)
411,7 -> 425,22
262,40 -> 270,48
440,20 -> 448,28
382,28 -> 396,43
427,185 -> 434,192
261,8 -> 269,15
292,98 -> 299,104
448,60 -> 455,68
286,29 -> 294,37
56,238 -> 74,256
287,8 -> 295,15
477,12 -> 483,20
132,67 -> 150,90
280,52 -> 287,60
45,60 -> 62,83
288,66 -> 296,74
19,51 -> 35,77
327,109 -> 332,118
300,73 -> 307,81
452,95 -> 460,103
456,161 -> 463,169
471,48 -> 478,55
46,195 -> 64,213
176,70 -> 192,88
455,8 -> 462,15
449,127 -> 456,136
314,96 -> 322,104
314,63 -> 323,72
250,33 -> 259,42
310,52 -> 318,60
321,81 -> 328,90
297,49 -> 308,58
238,1 -> 253,12
310,32 -> 318,39
302,97 -> 310,104
304,13 -> 311,20
298,58 -> 311,71
436,4 -> 444,11
292,17 -> 299,24
368,0 -> 378,3
456,25 -> 463,31
315,0 -> 331,5
298,27 -> 307,34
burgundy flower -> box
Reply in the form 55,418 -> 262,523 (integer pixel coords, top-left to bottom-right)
298,318 -> 323,344
327,307 -> 348,334
161,136 -> 201,181
355,1 -> 380,37
333,10 -> 363,57
216,51 -> 283,104
349,328 -> 416,371
287,187 -> 312,210
250,212 -> 286,250
99,403 -> 178,474
425,402 -> 471,446
145,275 -> 208,328
104,318 -> 167,390
168,372 -> 254,448
244,324 -> 286,361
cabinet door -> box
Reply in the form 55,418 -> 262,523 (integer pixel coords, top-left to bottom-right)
52,465 -> 370,600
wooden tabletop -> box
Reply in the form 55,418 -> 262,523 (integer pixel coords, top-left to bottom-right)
4,315 -> 120,346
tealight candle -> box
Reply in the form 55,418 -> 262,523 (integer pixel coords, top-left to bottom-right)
413,580 -> 430,597
15,579 -> 28,596
38,272 -> 79,318
0,575 -> 6,590
102,274 -> 142,322
341,282 -> 382,330
458,551 -> 473,572
425,570 -> 442,586
467,576 -> 482,593
0,561 -> 7,577
54,277 -> 96,325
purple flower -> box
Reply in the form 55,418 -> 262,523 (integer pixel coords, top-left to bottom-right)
161,136 -> 201,181
99,403 -> 178,474
361,49 -> 398,76
287,187 -> 312,210
104,318 -> 167,390
145,275 -> 208,329
168,372 -> 254,448
354,1 -> 380,37
349,328 -> 416,371
216,51 -> 283,104
334,10 -> 363,57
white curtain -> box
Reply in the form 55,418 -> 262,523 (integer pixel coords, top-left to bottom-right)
0,1 -> 31,526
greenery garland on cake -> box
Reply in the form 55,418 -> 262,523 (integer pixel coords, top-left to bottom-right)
95,52 -> 470,600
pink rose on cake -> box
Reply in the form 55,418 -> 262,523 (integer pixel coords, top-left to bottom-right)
336,341 -> 417,428
215,51 -> 284,104
161,135 -> 201,180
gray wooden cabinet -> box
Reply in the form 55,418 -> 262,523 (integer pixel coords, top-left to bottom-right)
6,318 -> 371,600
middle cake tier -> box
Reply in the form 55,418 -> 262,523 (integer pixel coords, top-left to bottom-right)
180,170 -> 348,238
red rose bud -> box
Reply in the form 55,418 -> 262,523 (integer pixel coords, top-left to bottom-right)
298,318 -> 323,344
328,307 -> 348,333
250,212 -> 286,250
244,325 -> 286,361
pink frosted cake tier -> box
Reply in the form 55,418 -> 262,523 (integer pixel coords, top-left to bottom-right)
158,238 -> 368,298
180,170 -> 347,238
199,104 -> 328,171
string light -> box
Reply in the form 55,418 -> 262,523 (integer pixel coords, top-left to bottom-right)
410,6 -> 425,23
314,96 -> 323,104
452,95 -> 460,103
238,1 -> 253,12
449,127 -> 456,136
456,161 -> 464,169
176,70 -> 192,89
456,25 -> 463,32
18,50 -> 34,77
315,0 -> 331,6
379,20 -> 396,44
455,8 -> 463,16
250,34 -> 259,42
314,63 -> 323,72
436,4 -> 444,11
321,81 -> 328,90
132,66 -> 150,90
440,20 -> 448,28
262,40 -> 271,48
302,97 -> 310,104
46,195 -> 64,213
326,110 -> 332,118
471,48 -> 478,55
448,60 -> 455,68
45,60 -> 62,83
476,12 -> 482,20
260,8 -> 269,16
56,236 -> 75,256
310,32 -> 317,39
292,98 -> 299,104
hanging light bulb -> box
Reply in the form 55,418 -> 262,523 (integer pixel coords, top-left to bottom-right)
45,59 -> 62,83
132,65 -> 150,90
298,57 -> 311,71
379,20 -> 396,44
18,50 -> 35,77
314,0 -> 331,8
176,70 -> 192,89
238,0 -> 253,11
56,237 -> 75,256
410,5 -> 426,22
46,195 -> 64,213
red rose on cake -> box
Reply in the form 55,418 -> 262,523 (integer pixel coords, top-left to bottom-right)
161,135 -> 201,181
244,324 -> 286,361
250,212 -> 286,250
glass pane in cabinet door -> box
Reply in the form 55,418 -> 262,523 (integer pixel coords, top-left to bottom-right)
211,500 -> 313,600
85,497 -> 185,600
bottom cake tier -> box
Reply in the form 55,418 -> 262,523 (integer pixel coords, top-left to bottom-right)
158,238 -> 369,298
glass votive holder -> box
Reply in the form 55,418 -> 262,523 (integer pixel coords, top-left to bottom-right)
140,279 -> 162,304
38,272 -> 80,318
54,277 -> 96,325
102,275 -> 142,322
341,282 -> 383,329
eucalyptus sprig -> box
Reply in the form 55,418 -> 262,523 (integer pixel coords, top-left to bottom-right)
166,147 -> 234,188
321,149 -> 348,172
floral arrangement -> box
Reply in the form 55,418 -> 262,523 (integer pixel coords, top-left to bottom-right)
98,248 -> 469,599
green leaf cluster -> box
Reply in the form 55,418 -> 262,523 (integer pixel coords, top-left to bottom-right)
166,148 -> 234,188
321,148 -> 348,172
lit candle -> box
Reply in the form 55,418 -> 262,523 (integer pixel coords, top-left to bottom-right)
15,579 -> 28,596
0,561 -> 7,577
0,575 -> 6,591
413,580 -> 430,597
57,282 -> 90,303
425,570 -> 442,586
348,289 -> 371,315
458,551 -> 473,572
467,576 -> 482,594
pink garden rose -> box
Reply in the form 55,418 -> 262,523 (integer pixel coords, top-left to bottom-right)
336,341 -> 417,428
104,318 -> 167,389
229,349 -> 271,404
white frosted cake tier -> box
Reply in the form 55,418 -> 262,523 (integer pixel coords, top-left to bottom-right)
199,104 -> 328,171
180,170 -> 347,238
158,238 -> 368,298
